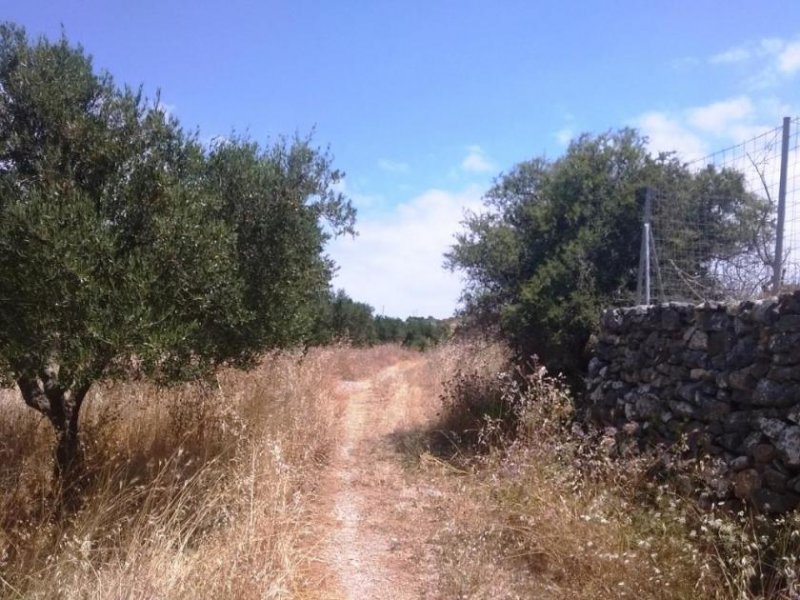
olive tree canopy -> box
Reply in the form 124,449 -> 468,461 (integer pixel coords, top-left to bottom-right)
0,24 -> 354,479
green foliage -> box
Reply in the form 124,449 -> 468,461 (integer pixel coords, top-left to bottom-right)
374,315 -> 406,342
324,289 -> 377,346
447,129 -> 769,379
204,135 -> 355,356
310,290 -> 451,350
649,163 -> 775,299
402,317 -> 450,350
0,23 -> 354,476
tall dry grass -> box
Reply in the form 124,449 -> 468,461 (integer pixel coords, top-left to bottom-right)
409,343 -> 800,599
0,348 -> 342,599
323,342 -> 420,382
6,341 -> 797,599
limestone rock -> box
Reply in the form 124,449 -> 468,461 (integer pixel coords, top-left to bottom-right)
728,367 -> 756,391
753,298 -> 778,324
776,426 -> 800,468
757,417 -> 787,440
775,314 -> 800,332
633,393 -> 661,420
753,379 -> 800,407
668,399 -> 696,419
688,329 -> 708,351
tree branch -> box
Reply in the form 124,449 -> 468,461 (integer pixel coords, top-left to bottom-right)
15,375 -> 51,417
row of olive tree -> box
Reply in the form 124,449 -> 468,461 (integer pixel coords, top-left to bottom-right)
0,24 -> 354,480
446,129 -> 770,382
310,289 -> 451,350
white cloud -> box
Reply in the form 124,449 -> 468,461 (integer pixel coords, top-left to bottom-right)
687,96 -> 754,135
555,127 -> 573,146
710,46 -> 751,65
326,186 -> 485,318
377,158 -> 410,173
760,38 -> 786,55
461,145 -> 496,173
632,95 -> 792,162
633,111 -> 708,161
332,177 -> 384,210
778,41 -> 800,74
710,37 -> 785,66
708,36 -> 800,87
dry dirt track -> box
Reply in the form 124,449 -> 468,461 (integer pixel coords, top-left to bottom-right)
319,360 -> 443,599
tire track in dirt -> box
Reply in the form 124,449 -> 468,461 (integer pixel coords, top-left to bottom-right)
321,360 -> 441,599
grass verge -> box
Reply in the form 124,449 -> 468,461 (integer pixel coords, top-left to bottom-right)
0,348 -> 341,599
407,343 -> 800,599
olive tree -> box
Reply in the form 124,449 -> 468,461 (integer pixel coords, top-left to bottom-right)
0,24 -> 354,480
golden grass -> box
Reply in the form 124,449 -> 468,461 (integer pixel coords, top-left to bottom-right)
406,343 -> 800,599
3,342 -> 798,599
324,342 -> 419,382
0,348 -> 343,599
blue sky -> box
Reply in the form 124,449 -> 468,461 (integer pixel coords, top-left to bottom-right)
6,1 -> 800,317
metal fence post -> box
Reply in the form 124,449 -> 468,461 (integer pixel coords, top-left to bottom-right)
637,187 -> 654,305
773,116 -> 791,293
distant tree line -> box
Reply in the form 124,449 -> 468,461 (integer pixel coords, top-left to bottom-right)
310,290 -> 451,350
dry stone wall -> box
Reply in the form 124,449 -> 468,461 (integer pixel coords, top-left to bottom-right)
586,291 -> 800,513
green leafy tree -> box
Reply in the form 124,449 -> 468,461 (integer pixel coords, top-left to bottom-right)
205,135 -> 355,350
649,164 -> 775,300
310,292 -> 451,349
0,24 -> 353,480
328,290 -> 376,345
403,317 -> 450,350
447,130 -> 769,379
374,315 -> 405,343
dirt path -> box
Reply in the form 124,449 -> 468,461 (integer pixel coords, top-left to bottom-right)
320,360 -> 442,599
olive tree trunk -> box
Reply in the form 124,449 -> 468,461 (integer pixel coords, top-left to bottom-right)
16,375 -> 89,483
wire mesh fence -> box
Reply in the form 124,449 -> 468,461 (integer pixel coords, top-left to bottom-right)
641,117 -> 800,304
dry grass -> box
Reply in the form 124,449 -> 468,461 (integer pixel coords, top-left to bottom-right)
4,342 -> 798,599
324,342 -> 420,382
406,343 -> 800,599
0,348 -> 343,600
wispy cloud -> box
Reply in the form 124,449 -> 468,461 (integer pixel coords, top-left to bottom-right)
155,101 -> 178,117
710,46 -> 751,65
687,96 -> 754,135
555,127 -> 573,146
708,36 -> 800,88
633,95 -> 789,162
778,41 -> 800,74
377,158 -> 410,173
332,177 -> 384,210
710,37 -> 785,66
633,111 -> 708,161
461,145 -> 496,174
202,133 -> 231,149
